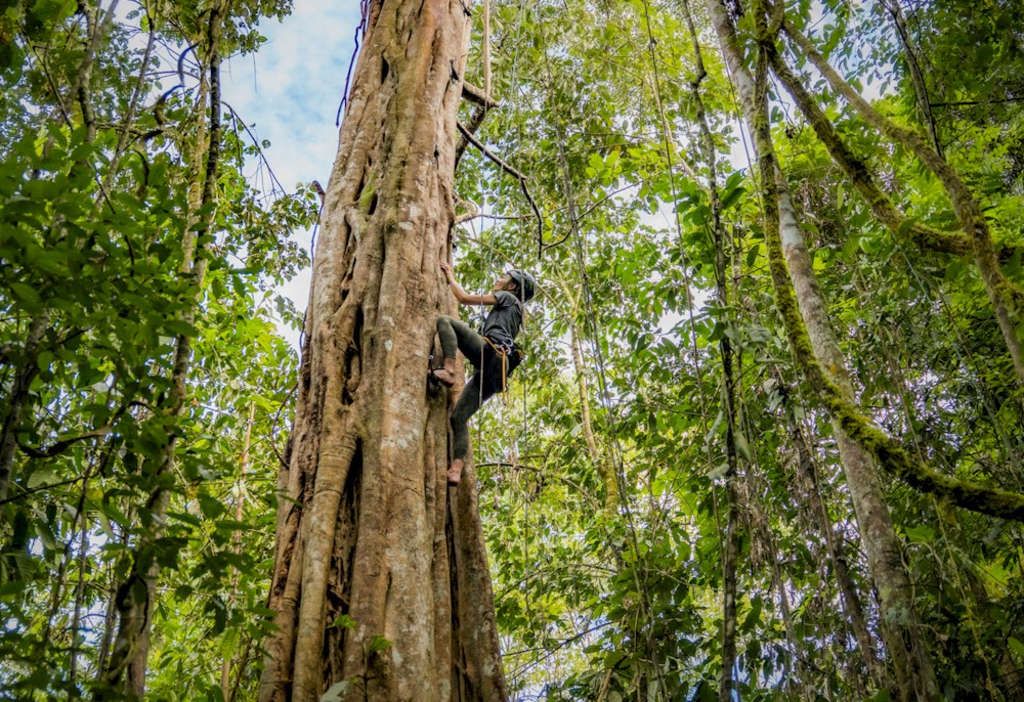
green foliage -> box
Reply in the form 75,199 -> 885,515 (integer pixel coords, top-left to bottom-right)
2,0 -> 1023,700
458,0 -> 1024,699
0,1 -> 311,698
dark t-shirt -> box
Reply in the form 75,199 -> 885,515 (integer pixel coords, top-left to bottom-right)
480,290 -> 522,352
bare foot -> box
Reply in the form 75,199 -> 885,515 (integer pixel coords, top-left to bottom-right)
447,458 -> 464,486
431,368 -> 457,387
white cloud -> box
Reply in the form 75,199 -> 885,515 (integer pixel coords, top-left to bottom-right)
220,2 -> 361,347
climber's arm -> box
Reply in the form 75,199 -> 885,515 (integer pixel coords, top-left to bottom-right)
441,262 -> 497,306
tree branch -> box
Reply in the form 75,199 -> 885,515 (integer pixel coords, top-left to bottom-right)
461,81 -> 497,108
0,475 -> 86,506
457,121 -> 544,253
18,426 -> 113,459
765,40 -> 973,257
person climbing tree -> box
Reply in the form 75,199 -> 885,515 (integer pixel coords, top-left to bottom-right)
434,261 -> 536,485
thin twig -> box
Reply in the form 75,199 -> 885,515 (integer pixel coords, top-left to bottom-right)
455,211 -> 530,224
18,427 -> 113,459
456,122 -> 544,254
222,100 -> 286,195
930,97 -> 1024,108
0,475 -> 86,506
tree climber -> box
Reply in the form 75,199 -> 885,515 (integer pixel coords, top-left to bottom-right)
433,261 -> 536,486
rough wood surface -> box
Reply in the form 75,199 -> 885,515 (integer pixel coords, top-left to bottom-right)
258,1 -> 507,700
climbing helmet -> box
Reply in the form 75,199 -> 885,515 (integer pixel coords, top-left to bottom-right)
507,269 -> 536,302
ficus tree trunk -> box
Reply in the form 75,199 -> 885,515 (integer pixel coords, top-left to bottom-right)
258,1 -> 506,700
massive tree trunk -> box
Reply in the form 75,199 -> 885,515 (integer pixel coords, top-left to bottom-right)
258,2 -> 507,700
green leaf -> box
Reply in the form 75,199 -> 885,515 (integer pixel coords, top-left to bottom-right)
724,170 -> 745,190
742,597 -> 763,631
331,614 -> 357,630
368,635 -> 391,653
164,319 -> 199,337
734,433 -> 752,462
206,595 -> 227,635
9,282 -> 42,311
197,492 -> 226,519
904,525 -> 934,543
26,467 -> 56,489
168,511 -> 203,527
719,185 -> 746,210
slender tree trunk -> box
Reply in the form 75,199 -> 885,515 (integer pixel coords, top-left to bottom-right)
783,394 -> 882,689
96,533 -> 127,678
563,292 -> 617,510
878,0 -> 942,158
258,2 -> 506,700
719,479 -> 740,702
706,1 -> 940,698
569,325 -> 601,470
69,520 -> 90,686
784,22 -> 1024,382
99,7 -> 223,696
0,314 -> 48,501
712,134 -> 741,702
773,170 -> 939,702
675,9 -> 742,693
222,403 -> 255,701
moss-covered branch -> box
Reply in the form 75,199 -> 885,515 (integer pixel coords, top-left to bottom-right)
753,78 -> 1024,521
764,42 -> 973,257
710,0 -> 1024,521
771,271 -> 1024,521
783,21 -> 1024,382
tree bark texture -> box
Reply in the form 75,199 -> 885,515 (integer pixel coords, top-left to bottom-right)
784,402 -> 881,688
258,2 -> 507,700
705,0 -> 940,698
776,192 -> 939,701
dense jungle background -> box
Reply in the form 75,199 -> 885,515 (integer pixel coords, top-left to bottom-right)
1,0 -> 1023,699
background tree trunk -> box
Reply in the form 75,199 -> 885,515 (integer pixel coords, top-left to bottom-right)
706,0 -> 939,697
99,8 -> 222,694
258,1 -> 507,700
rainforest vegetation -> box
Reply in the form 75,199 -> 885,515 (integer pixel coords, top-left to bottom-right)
1,0 -> 1023,700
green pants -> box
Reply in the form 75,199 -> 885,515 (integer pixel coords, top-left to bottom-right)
436,315 -> 505,462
